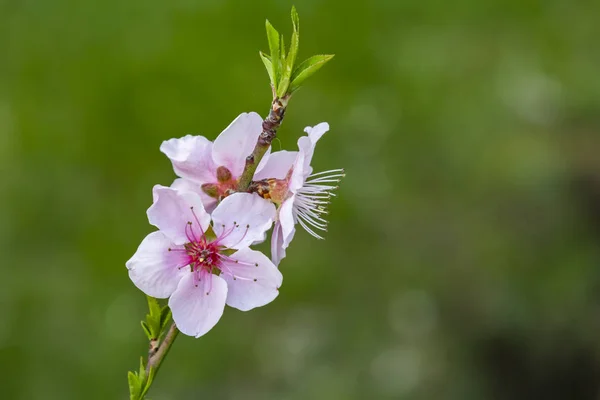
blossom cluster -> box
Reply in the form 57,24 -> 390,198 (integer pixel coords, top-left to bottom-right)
126,112 -> 343,337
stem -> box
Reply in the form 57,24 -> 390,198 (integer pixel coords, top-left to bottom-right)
141,323 -> 179,398
237,94 -> 289,191
147,323 -> 179,376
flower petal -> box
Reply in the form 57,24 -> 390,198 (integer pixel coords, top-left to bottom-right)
169,271 -> 228,338
221,248 -> 283,311
212,193 -> 276,249
160,135 -> 217,183
253,150 -> 298,181
147,185 -> 210,245
270,221 -> 286,266
304,122 -> 330,144
212,112 -> 263,177
170,178 -> 218,214
289,123 -> 330,192
126,231 -> 188,298
279,195 -> 297,249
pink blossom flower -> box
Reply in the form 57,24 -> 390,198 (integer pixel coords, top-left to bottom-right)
160,112 -> 270,212
126,186 -> 282,338
251,122 -> 344,265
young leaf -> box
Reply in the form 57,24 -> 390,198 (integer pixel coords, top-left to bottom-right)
265,20 -> 280,85
128,371 -> 142,400
141,367 -> 157,398
159,305 -> 172,332
289,54 -> 334,93
146,296 -> 161,319
280,34 -> 286,67
259,51 -> 274,86
138,357 -> 147,382
277,7 -> 300,97
288,5 -> 300,69
141,321 -> 152,340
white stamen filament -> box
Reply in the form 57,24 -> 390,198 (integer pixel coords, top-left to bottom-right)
292,168 -> 344,240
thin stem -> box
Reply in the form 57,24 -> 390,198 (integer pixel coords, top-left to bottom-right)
139,323 -> 180,399
237,93 -> 289,191
146,323 -> 179,376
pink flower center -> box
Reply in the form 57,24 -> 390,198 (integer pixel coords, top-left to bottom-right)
169,206 -> 254,292
183,240 -> 222,274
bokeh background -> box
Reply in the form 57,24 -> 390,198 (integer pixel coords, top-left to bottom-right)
2,0 -> 600,398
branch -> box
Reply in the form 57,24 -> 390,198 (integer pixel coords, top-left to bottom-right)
237,94 -> 288,191
145,322 -> 179,377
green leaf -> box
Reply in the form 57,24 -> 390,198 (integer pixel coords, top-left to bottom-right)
265,20 -> 280,85
128,371 -> 142,400
141,367 -> 156,398
141,321 -> 152,340
288,5 -> 300,69
159,305 -> 171,332
280,34 -> 286,66
138,357 -> 146,382
277,6 -> 300,97
146,296 -> 161,318
289,54 -> 334,93
259,51 -> 274,86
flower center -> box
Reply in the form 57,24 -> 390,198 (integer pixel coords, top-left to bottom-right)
184,240 -> 222,274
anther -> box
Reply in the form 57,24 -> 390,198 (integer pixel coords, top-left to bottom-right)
255,263 -> 258,267
253,279 -> 257,282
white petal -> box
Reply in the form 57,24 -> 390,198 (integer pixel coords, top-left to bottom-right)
170,178 -> 218,214
304,122 -> 329,144
126,232 -> 188,298
212,112 -> 263,177
279,196 -> 297,249
253,150 -> 298,181
270,221 -> 286,266
289,123 -> 330,192
147,185 -> 210,245
221,248 -> 282,311
212,193 -> 276,249
169,272 -> 228,338
289,137 -> 311,193
160,135 -> 217,183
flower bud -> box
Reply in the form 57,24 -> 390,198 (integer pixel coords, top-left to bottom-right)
216,166 -> 232,183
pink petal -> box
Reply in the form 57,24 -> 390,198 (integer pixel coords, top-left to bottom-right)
212,193 -> 276,249
160,135 -> 217,183
253,150 -> 298,181
270,221 -> 286,266
170,178 -> 218,214
221,248 -> 283,311
289,123 -> 330,192
212,112 -> 263,177
304,122 -> 330,144
126,231 -> 188,298
279,195 -> 297,249
147,185 -> 210,245
169,271 -> 228,338
289,138 -> 311,192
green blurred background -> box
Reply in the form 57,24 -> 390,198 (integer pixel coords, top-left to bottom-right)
2,0 -> 600,398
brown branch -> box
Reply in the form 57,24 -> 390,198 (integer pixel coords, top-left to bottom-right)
237,94 -> 289,191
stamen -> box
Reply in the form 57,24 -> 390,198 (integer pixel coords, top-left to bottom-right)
292,167 -> 343,240
189,206 -> 207,244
